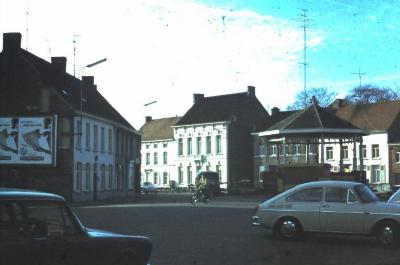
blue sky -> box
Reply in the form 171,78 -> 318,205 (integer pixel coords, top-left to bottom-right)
1,0 -> 399,128
202,0 -> 400,92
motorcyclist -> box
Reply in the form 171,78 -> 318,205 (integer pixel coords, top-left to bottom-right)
194,175 -> 210,202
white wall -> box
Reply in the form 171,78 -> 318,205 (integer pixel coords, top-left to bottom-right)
323,132 -> 389,185
173,122 -> 228,189
73,116 -> 115,193
141,139 -> 176,187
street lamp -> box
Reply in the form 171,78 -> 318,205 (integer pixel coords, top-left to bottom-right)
80,58 -> 107,114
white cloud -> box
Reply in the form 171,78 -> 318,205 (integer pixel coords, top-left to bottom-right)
0,0 -> 324,128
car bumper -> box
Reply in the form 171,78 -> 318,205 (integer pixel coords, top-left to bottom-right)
251,216 -> 262,226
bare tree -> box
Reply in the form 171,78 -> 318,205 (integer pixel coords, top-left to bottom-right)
345,84 -> 400,104
287,87 -> 338,110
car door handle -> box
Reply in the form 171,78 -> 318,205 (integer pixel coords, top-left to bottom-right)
321,204 -> 330,208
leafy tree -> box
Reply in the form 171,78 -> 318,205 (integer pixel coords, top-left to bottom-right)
287,87 -> 338,110
345,84 -> 400,104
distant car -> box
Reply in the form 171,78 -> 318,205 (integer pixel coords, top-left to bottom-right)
0,188 -> 152,265
252,181 -> 400,245
195,171 -> 221,197
141,182 -> 158,194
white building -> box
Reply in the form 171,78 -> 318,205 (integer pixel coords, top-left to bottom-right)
140,116 -> 181,188
324,133 -> 388,185
172,122 -> 228,189
72,76 -> 142,201
172,87 -> 269,192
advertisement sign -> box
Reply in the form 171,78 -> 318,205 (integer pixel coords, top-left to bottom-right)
0,116 -> 57,165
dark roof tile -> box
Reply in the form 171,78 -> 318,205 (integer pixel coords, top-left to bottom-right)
176,91 -> 269,128
335,100 -> 400,131
4,49 -> 136,131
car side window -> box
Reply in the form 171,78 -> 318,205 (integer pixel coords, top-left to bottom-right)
24,201 -> 80,237
286,188 -> 323,202
348,189 -> 357,203
325,187 -> 347,203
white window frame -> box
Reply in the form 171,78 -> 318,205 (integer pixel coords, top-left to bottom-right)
269,145 -> 277,157
372,144 -> 380,158
326,146 -> 333,160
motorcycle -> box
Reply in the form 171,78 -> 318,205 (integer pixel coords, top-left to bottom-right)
191,187 -> 209,204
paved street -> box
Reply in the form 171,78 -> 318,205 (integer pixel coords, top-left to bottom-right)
74,194 -> 400,265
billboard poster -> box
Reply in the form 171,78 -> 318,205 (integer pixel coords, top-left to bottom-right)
0,116 -> 56,165
0,117 -> 19,162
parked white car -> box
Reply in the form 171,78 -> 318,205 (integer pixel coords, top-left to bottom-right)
252,181 -> 400,245
141,182 -> 158,194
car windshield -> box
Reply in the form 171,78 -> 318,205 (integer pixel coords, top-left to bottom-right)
353,185 -> 379,203
388,189 -> 400,203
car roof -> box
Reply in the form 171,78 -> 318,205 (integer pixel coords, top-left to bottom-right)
0,188 -> 65,202
295,180 -> 362,189
196,171 -> 218,176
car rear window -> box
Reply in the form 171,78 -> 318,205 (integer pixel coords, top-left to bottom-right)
354,184 -> 379,203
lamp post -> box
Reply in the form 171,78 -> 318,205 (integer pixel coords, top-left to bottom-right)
80,58 -> 107,114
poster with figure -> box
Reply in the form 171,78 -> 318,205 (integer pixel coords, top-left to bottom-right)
0,117 -> 19,161
0,116 -> 56,165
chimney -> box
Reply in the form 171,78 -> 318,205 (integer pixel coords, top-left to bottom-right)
82,76 -> 94,90
332,99 -> 345,109
271,107 -> 280,116
3,33 -> 21,52
51,57 -> 67,73
81,76 -> 95,101
145,116 -> 152,123
193,93 -> 204,104
247,86 -> 255,97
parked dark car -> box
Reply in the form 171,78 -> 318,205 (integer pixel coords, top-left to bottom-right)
0,188 -> 152,265
195,171 -> 221,197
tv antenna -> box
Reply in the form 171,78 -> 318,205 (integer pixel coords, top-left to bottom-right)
73,35 -> 79,77
25,0 -> 30,50
295,9 -> 311,98
351,68 -> 366,87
